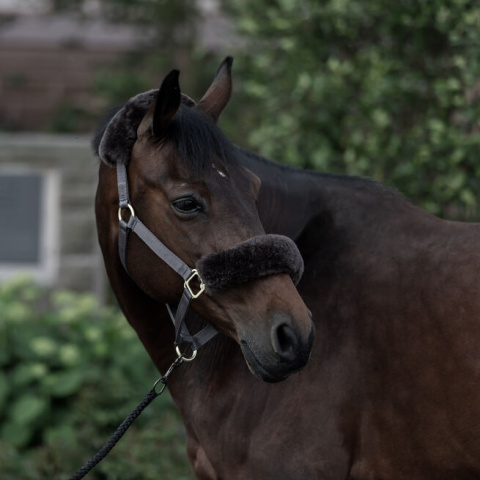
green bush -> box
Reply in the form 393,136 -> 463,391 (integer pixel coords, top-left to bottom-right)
223,0 -> 480,221
0,276 -> 194,480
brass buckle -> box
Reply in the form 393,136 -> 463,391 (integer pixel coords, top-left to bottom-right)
118,203 -> 135,222
184,269 -> 205,299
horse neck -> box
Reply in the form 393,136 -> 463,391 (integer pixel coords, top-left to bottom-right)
238,149 -> 320,238
237,147 -> 430,248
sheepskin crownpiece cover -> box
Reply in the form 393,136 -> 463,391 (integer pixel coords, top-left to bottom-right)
196,234 -> 304,294
96,90 -> 195,166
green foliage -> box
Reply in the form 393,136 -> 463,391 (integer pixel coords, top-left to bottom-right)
0,277 -> 194,480
47,101 -> 94,133
223,0 -> 480,220
94,57 -> 153,107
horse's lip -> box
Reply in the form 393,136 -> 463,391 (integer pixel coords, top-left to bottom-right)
240,341 -> 289,383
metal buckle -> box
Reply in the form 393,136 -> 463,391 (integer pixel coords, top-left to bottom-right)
184,269 -> 205,299
118,203 -> 135,222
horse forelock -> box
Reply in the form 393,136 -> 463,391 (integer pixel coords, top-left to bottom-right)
92,89 -> 236,173
167,105 -> 237,174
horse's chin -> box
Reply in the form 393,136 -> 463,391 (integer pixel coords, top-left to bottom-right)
240,341 -> 302,383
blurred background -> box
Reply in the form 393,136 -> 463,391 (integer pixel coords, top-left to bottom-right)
0,0 -> 479,478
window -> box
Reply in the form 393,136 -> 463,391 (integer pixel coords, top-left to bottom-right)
0,170 -> 59,284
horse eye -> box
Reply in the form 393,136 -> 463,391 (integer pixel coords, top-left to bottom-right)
172,197 -> 203,215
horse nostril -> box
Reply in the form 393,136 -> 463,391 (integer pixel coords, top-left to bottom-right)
272,323 -> 299,362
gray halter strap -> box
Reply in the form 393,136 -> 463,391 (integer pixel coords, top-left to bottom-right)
116,161 -> 218,355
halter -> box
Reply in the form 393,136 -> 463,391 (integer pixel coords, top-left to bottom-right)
117,161 -> 217,360
116,161 -> 305,360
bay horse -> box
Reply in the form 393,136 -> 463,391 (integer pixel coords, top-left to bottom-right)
94,57 -> 480,479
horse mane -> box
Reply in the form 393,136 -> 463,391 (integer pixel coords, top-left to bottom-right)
92,89 -> 403,204
92,90 -> 237,172
237,146 -> 386,188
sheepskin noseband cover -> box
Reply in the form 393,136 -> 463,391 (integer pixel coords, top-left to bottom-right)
196,234 -> 304,294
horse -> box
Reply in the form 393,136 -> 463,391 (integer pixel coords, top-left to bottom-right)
93,57 -> 480,479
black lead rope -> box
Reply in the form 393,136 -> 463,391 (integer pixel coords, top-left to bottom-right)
68,163 -> 218,479
69,356 -> 184,480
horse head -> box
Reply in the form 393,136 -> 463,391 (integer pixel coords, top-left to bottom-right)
95,57 -> 314,383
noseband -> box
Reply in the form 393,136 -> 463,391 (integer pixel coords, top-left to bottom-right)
116,162 -> 304,359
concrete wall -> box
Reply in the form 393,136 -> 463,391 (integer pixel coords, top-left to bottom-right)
0,133 -> 106,299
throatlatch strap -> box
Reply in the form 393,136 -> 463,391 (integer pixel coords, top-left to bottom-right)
167,294 -> 218,350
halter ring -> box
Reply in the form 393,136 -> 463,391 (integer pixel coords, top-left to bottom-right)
118,203 -> 135,222
175,345 -> 197,362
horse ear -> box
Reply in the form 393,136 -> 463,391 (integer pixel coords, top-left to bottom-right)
197,56 -> 233,122
137,69 -> 181,138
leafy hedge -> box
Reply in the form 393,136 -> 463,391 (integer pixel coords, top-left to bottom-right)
0,277 -> 194,480
223,0 -> 480,221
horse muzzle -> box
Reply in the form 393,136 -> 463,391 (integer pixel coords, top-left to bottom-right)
196,234 -> 314,382
240,319 -> 315,383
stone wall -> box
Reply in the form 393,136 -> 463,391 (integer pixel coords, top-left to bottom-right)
0,133 -> 106,299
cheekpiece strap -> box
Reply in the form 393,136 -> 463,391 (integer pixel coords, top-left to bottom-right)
117,162 -> 131,273
116,161 -> 130,208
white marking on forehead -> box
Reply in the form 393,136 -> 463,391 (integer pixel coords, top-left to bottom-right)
211,163 -> 228,179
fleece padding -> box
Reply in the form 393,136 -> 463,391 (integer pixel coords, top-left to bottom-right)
196,234 -> 304,294
97,90 -> 195,166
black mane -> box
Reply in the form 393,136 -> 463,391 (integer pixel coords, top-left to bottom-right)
237,144 -> 390,192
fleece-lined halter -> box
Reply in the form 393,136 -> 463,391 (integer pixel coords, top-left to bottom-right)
99,90 -> 305,359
